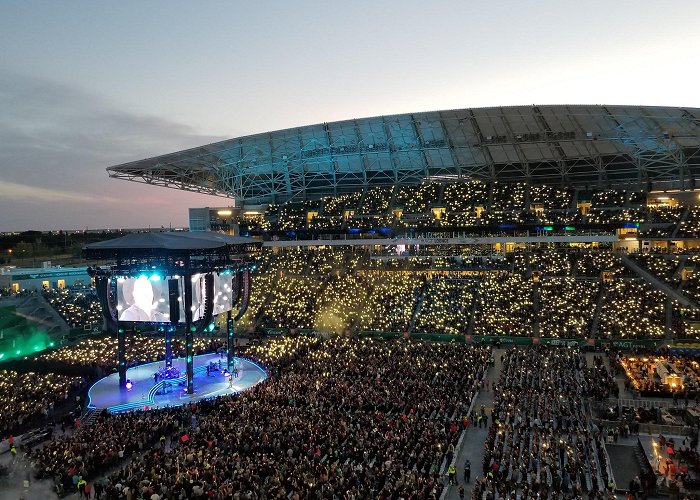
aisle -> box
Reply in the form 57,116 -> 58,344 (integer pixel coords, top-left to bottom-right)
444,348 -> 504,500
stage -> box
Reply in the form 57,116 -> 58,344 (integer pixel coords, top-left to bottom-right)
87,353 -> 267,413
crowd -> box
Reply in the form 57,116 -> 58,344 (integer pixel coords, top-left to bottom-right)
224,181 -> 700,233
0,369 -> 83,437
538,278 -> 599,338
37,335 -> 223,373
476,347 -> 616,499
44,288 -> 102,328
620,355 -> 700,397
473,274 -> 534,337
677,207 -> 700,238
394,183 -> 440,214
598,280 -> 668,339
414,278 -> 476,335
629,254 -> 681,287
29,337 -> 490,499
229,245 -> 688,339
357,275 -> 423,332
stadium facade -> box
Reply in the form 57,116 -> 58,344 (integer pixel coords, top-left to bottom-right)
108,105 -> 700,206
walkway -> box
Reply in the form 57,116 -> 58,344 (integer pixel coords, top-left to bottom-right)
444,348 -> 504,499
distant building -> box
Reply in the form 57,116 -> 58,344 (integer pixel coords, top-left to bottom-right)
0,266 -> 90,292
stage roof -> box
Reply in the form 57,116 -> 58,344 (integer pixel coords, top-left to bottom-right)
84,231 -> 259,251
107,105 -> 700,205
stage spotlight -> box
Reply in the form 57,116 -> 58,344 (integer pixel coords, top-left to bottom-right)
150,274 -> 161,281
125,380 -> 133,390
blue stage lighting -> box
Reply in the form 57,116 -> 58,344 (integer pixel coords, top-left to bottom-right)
150,274 -> 161,281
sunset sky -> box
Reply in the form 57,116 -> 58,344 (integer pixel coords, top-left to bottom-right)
1,0 -> 699,231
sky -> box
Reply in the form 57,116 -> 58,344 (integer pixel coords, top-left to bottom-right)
1,0 -> 699,231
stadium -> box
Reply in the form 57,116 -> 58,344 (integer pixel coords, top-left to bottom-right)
4,105 -> 700,499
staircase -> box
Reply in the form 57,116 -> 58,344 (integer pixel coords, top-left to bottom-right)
80,408 -> 104,427
620,253 -> 698,308
532,283 -> 540,337
590,282 -> 606,338
672,255 -> 688,290
670,206 -> 690,239
466,279 -> 483,336
408,279 -> 429,333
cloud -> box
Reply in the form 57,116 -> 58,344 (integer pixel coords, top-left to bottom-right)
0,72 -> 228,231
0,178 -> 118,204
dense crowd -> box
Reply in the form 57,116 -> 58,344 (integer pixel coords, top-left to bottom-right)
29,337 -> 490,499
0,369 -> 83,436
230,246 -> 690,339
598,280 -> 667,339
476,348 -> 616,499
43,288 -> 103,328
38,335 -> 224,372
239,180 -> 693,234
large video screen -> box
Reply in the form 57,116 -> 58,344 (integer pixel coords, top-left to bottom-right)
116,276 -> 175,323
189,273 -> 234,321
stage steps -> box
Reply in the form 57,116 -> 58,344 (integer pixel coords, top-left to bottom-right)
80,408 -> 103,427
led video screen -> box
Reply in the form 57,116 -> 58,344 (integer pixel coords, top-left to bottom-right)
189,273 -> 234,321
116,276 -> 176,323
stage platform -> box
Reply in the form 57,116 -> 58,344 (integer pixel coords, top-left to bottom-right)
87,353 -> 267,413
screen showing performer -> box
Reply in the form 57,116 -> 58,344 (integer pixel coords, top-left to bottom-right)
189,273 -> 234,321
116,276 -> 172,322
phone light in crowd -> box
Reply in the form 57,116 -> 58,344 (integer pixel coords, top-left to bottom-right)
125,380 -> 133,390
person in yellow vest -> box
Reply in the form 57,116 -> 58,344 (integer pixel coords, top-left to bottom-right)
447,464 -> 456,485
77,478 -> 87,497
10,444 -> 17,461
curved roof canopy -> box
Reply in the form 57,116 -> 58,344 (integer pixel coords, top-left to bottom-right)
107,105 -> 700,205
84,231 -> 257,251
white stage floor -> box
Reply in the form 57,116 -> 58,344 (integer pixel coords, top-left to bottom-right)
86,352 -> 267,413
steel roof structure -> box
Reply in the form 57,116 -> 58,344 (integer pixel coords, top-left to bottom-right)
107,105 -> 700,205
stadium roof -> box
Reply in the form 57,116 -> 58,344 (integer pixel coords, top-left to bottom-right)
107,105 -> 700,205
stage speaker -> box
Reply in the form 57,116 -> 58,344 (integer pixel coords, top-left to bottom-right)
168,278 -> 180,323
231,270 -> 241,308
234,269 -> 251,321
95,276 -> 118,332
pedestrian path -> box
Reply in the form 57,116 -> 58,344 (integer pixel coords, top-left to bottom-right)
444,348 -> 504,500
